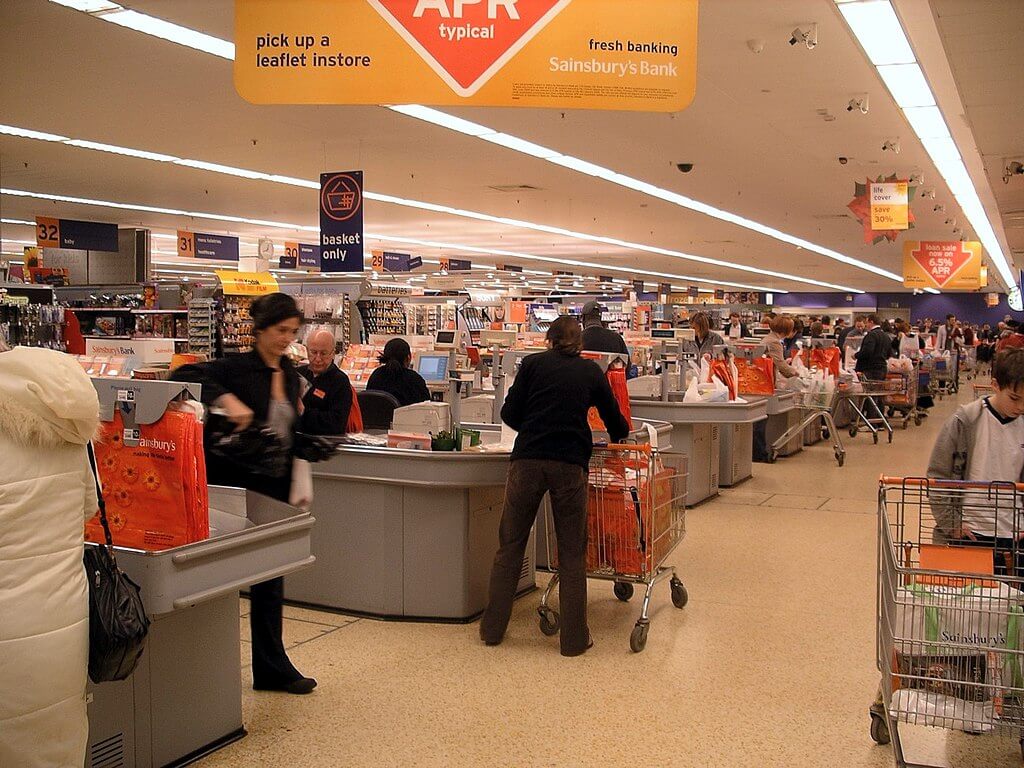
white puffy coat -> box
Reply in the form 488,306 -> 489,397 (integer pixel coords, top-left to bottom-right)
0,347 -> 100,768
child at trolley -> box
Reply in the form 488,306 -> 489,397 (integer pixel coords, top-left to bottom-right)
926,348 -> 1024,572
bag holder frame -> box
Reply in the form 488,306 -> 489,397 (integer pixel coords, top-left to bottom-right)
91,379 -> 201,448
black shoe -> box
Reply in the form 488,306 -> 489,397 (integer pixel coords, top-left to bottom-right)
254,676 -> 317,695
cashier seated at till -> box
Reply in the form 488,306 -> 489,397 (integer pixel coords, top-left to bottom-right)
296,329 -> 353,435
365,337 -> 431,406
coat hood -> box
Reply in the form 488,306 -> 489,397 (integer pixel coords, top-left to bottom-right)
0,347 -> 99,447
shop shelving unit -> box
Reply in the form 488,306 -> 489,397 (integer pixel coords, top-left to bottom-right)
188,298 -> 217,357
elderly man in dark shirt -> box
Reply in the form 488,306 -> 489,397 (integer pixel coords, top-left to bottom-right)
297,329 -> 352,435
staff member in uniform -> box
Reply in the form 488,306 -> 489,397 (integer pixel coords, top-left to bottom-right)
297,329 -> 352,435
172,292 -> 316,695
581,300 -> 628,354
366,338 -> 431,406
480,316 -> 629,657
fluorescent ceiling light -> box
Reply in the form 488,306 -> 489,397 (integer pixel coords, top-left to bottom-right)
837,1 -> 915,65
44,3 -> 879,290
64,139 -> 178,162
919,136 -> 962,169
1,218 -> 35,225
478,133 -> 560,160
100,9 -> 236,59
49,0 -> 119,11
876,63 -> 934,108
173,159 -> 268,179
923,287 -> 940,294
0,124 -> 68,142
901,107 -> 950,140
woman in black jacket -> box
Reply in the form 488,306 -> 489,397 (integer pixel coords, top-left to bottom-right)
172,293 -> 316,695
480,316 -> 630,657
365,337 -> 431,406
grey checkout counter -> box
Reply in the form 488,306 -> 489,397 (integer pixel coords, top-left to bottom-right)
288,419 -> 672,619
85,379 -> 316,768
629,400 -> 767,503
86,487 -> 315,768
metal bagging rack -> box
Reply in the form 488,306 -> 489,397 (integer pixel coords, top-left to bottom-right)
768,385 -> 845,466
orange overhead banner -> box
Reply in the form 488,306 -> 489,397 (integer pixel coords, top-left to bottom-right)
902,240 -> 983,291
234,0 -> 698,112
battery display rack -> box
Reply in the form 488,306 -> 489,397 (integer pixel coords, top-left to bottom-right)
358,297 -> 406,339
222,295 -> 254,354
188,298 -> 217,357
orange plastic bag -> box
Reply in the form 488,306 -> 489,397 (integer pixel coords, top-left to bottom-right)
86,410 -> 210,551
588,367 -> 633,432
708,359 -> 737,401
735,357 -> 775,396
794,347 -> 840,377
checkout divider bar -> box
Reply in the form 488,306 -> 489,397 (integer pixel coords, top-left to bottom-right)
170,515 -> 316,565
172,556 -> 316,611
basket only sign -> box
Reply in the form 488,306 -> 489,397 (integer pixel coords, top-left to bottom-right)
233,0 -> 698,112
319,171 -> 363,273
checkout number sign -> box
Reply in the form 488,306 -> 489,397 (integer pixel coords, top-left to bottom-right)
178,231 -> 196,258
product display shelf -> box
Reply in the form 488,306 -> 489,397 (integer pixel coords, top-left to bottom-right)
0,300 -> 66,350
340,343 -> 383,387
187,298 -> 217,357
358,297 -> 406,338
222,295 -> 253,354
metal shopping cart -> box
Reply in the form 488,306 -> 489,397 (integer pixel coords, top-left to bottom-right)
873,477 -> 1024,766
769,386 -> 846,466
928,349 -> 959,399
973,381 -> 995,400
537,444 -> 688,652
844,375 -> 905,444
884,368 -> 921,429
961,345 -> 978,381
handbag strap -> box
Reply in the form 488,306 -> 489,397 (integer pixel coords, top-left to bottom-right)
86,442 -> 115,550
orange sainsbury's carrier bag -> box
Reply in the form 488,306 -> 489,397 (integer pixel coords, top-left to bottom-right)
86,410 -> 209,551
588,367 -> 633,432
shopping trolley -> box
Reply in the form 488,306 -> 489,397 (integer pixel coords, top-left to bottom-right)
844,375 -> 904,444
928,349 -> 959,398
537,444 -> 688,653
768,387 -> 845,466
973,381 -> 995,400
884,368 -> 921,429
873,477 -> 1024,766
961,345 -> 978,380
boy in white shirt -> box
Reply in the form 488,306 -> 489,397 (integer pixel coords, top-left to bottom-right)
928,348 -> 1024,570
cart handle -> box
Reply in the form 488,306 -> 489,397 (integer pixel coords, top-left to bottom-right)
880,476 -> 1024,491
598,443 -> 653,455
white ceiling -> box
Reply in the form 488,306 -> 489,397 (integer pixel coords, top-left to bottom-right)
0,0 -> 1019,293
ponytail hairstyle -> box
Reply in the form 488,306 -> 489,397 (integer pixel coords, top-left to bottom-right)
378,337 -> 412,371
546,315 -> 582,355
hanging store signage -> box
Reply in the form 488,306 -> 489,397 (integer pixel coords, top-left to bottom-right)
598,274 -> 613,283
233,0 -> 698,112
632,279 -> 645,296
658,283 -> 671,297
319,170 -> 364,273
870,181 -> 909,231
177,230 -> 240,261
36,216 -> 118,252
441,257 -> 471,272
986,292 -> 1000,308
497,263 -> 523,273
281,241 -> 300,268
714,289 -> 725,300
295,242 -> 321,271
902,240 -> 983,290
372,251 -> 417,273
215,270 -> 280,296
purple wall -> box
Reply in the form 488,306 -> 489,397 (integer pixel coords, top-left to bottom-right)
774,292 -> 1020,326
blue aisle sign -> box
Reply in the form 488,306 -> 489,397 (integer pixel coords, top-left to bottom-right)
442,258 -> 471,272
320,170 -> 363,272
383,251 -> 412,272
36,216 -> 119,252
177,230 -> 239,260
497,263 -> 523,273
284,241 -> 320,270
407,255 -> 423,270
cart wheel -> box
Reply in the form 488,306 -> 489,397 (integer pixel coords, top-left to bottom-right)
670,578 -> 688,609
538,608 -> 560,636
887,431 -> 893,444
629,622 -> 649,653
613,581 -> 634,602
822,427 -> 830,439
870,713 -> 890,745
835,451 -> 845,467
849,427 -> 858,438
873,432 -> 879,445
915,414 -> 922,427
767,450 -> 778,463
902,419 -> 909,430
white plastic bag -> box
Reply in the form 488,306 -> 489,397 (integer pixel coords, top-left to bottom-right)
890,689 -> 995,733
289,458 -> 313,509
682,375 -> 701,403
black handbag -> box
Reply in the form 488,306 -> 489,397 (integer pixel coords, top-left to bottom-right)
84,443 -> 151,683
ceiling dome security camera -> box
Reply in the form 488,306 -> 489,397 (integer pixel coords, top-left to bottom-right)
838,156 -> 849,165
676,163 -> 694,173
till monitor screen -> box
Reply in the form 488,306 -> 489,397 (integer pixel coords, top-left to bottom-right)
417,354 -> 450,382
435,330 -> 457,347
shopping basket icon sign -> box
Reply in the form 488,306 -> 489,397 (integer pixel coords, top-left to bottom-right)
320,173 -> 362,222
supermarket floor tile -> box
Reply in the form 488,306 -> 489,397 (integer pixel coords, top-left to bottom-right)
199,389 -> 1023,767
760,492 -> 828,509
716,489 -> 773,506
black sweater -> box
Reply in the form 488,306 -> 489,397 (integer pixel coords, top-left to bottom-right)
501,350 -> 630,469
365,364 -> 431,407
297,363 -> 353,435
171,350 -> 300,502
582,324 -> 629,354
855,326 -> 891,378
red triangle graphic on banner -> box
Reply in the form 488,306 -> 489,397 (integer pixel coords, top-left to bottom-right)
368,0 -> 571,96
911,242 -> 973,288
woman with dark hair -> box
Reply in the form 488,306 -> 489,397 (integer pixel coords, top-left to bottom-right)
480,315 -> 630,656
172,292 -> 316,694
365,337 -> 431,406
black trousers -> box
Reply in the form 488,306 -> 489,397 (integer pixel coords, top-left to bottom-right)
250,577 -> 302,686
480,459 -> 590,656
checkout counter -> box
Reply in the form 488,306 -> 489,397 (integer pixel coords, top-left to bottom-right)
85,381 -> 316,768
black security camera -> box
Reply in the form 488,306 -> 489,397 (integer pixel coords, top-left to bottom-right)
676,163 -> 694,173
838,156 -> 849,165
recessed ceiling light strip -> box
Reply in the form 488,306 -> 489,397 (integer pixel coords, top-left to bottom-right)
2,187 -> 782,291
41,1 -> 868,291
835,0 -> 1016,291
